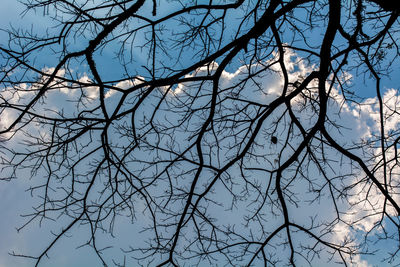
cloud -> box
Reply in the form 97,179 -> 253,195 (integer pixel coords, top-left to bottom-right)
1,51 -> 400,266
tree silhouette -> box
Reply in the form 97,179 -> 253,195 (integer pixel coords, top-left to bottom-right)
1,0 -> 400,266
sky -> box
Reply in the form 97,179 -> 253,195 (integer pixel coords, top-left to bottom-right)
1,1 -> 400,267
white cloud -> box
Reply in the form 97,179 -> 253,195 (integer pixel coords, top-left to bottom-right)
1,51 -> 400,266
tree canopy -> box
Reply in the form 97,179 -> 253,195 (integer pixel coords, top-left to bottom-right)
1,0 -> 400,266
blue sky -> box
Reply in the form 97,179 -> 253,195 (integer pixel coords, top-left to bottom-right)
1,1 -> 400,266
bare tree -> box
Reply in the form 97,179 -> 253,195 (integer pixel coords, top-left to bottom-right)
1,0 -> 400,266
